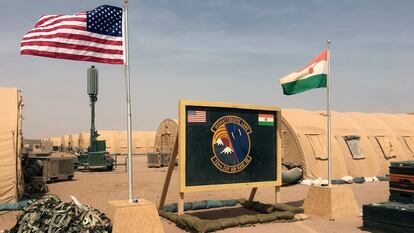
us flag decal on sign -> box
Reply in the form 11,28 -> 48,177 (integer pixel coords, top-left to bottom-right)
187,110 -> 206,123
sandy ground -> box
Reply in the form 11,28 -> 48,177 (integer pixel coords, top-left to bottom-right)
0,156 -> 388,232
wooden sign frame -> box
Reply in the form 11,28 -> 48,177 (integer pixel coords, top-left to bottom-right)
159,100 -> 282,215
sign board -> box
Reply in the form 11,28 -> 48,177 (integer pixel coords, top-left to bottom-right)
179,100 -> 281,192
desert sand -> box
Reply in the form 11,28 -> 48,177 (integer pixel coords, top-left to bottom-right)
0,155 -> 388,232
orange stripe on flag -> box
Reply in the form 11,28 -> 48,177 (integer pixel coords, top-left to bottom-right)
298,48 -> 328,72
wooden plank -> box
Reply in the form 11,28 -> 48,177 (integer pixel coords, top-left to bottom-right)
158,137 -> 178,210
248,187 -> 257,201
179,100 -> 186,193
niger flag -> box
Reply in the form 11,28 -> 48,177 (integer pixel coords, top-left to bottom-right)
279,49 -> 328,95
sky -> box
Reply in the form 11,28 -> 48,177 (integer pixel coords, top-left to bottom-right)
1,0 -> 413,138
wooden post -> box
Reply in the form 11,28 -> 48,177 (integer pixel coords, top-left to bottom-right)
275,186 -> 281,203
248,187 -> 257,201
178,192 -> 184,215
158,137 -> 178,210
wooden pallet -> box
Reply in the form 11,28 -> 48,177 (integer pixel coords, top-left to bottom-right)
389,189 -> 414,203
389,173 -> 414,185
390,181 -> 414,191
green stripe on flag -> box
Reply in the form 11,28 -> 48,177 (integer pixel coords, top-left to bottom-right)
258,121 -> 274,126
281,73 -> 327,95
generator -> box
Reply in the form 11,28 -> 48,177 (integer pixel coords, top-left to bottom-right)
26,152 -> 75,182
147,152 -> 171,168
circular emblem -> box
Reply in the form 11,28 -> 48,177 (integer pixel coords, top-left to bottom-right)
211,116 -> 252,173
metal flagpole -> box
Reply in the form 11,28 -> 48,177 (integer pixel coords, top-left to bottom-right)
327,40 -> 332,186
123,0 -> 134,202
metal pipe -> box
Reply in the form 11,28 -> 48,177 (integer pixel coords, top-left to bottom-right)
327,40 -> 332,186
123,0 -> 134,202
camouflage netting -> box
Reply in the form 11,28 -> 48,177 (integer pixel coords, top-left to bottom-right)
7,195 -> 111,233
160,199 -> 303,233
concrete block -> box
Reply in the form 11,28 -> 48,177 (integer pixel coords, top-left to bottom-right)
303,185 -> 360,219
108,199 -> 164,233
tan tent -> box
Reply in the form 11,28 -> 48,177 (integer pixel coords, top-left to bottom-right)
154,119 -> 178,154
282,109 -> 414,179
78,132 -> 90,151
77,130 -> 155,154
133,131 -> 156,154
69,134 -> 80,150
42,136 -> 62,151
0,88 -> 24,204
61,134 -> 70,150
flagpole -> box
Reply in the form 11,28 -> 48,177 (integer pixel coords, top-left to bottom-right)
327,40 -> 332,186
123,0 -> 134,202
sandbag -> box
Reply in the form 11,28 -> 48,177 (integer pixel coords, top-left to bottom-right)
341,176 -> 353,182
237,215 -> 260,225
159,211 -> 178,223
162,204 -> 178,212
282,167 -> 303,185
193,220 -> 223,233
0,199 -> 31,211
184,202 -> 193,211
218,217 -> 240,228
205,200 -> 223,209
272,211 -> 295,220
353,177 -> 365,184
240,200 -> 257,209
220,199 -> 238,206
257,213 -> 278,223
364,177 -> 374,183
272,203 -> 303,214
176,214 -> 200,230
331,179 -> 346,185
191,200 -> 208,210
251,202 -> 274,214
377,176 -> 389,181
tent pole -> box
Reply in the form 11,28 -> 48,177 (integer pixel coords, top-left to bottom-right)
123,0 -> 134,202
327,40 -> 332,186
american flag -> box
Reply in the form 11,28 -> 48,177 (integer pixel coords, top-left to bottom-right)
187,110 -> 207,123
20,5 -> 124,65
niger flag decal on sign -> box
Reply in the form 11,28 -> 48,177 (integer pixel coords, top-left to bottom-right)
279,49 -> 328,95
258,114 -> 274,126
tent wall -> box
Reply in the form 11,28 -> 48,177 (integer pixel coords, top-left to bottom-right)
0,88 -> 24,204
76,130 -> 155,154
282,109 -> 414,179
61,134 -> 70,150
69,134 -> 80,150
132,131 -> 156,154
78,132 -> 90,151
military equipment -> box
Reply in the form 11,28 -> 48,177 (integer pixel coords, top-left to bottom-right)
8,195 -> 112,233
26,152 -> 75,182
147,152 -> 171,168
76,66 -> 114,170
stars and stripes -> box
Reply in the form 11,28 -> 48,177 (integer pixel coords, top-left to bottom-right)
187,110 -> 207,123
20,5 -> 124,65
